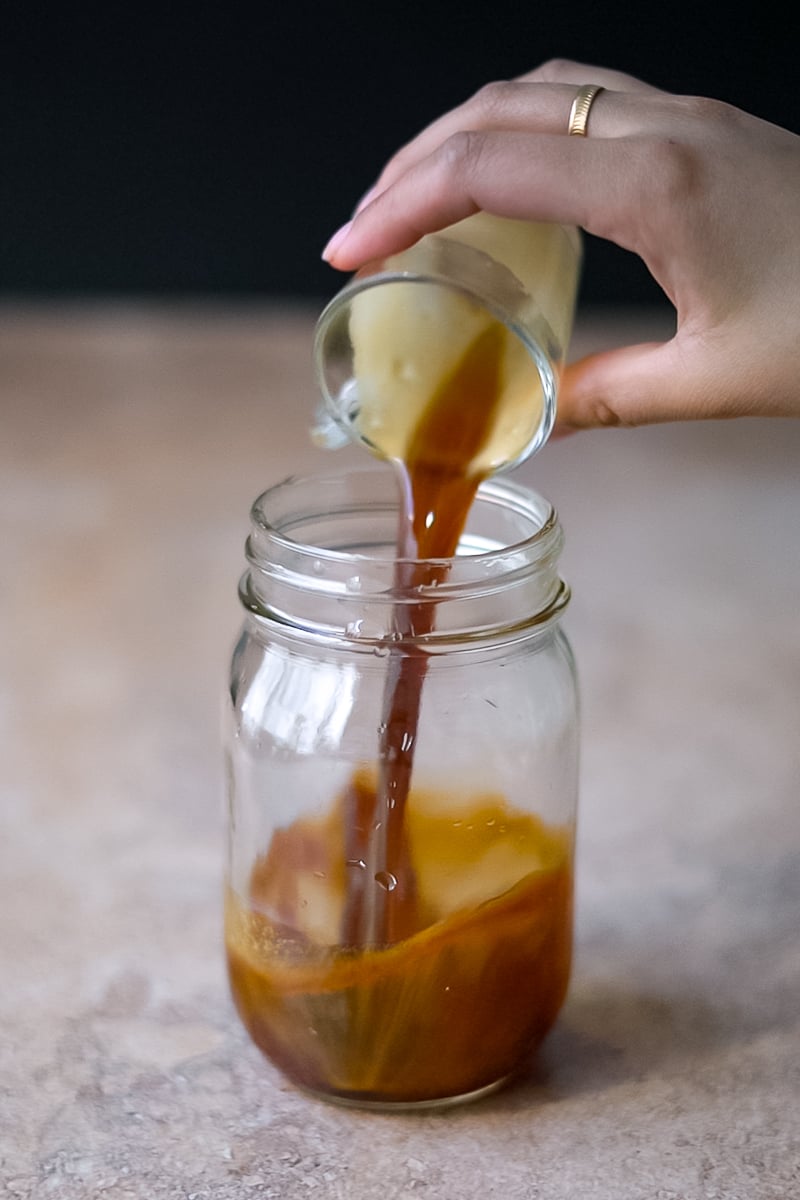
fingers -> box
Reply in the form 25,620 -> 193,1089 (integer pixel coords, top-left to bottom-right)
557,342 -> 692,430
353,74 -> 660,218
516,58 -> 665,96
323,64 -> 693,270
356,82 -> 583,206
557,330 -> 759,430
324,131 -> 661,271
350,60 -> 666,220
319,60 -> 800,431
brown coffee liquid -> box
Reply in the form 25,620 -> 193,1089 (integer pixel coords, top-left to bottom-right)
226,318 -> 573,1104
342,320 -> 508,948
226,772 -> 572,1104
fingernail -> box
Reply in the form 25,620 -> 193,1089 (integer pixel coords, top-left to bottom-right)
321,220 -> 353,263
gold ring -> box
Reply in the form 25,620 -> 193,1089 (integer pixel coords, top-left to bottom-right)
568,84 -> 604,136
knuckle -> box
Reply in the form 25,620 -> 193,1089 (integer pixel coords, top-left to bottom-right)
639,135 -> 701,207
562,391 -> 631,431
437,129 -> 483,178
470,79 -> 516,118
589,398 -> 626,428
534,57 -> 582,81
672,94 -> 744,129
591,136 -> 700,248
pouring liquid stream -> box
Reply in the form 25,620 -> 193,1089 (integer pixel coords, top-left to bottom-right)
341,320 -> 508,948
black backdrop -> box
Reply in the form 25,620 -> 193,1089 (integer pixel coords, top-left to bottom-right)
2,2 -> 796,308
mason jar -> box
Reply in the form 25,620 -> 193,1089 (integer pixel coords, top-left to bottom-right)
312,214 -> 581,473
224,465 -> 579,1110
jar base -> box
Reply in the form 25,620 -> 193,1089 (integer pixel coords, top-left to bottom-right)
295,1074 -> 512,1113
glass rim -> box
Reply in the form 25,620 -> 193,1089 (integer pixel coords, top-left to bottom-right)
310,214 -> 583,470
242,466 -> 568,643
248,464 -> 562,570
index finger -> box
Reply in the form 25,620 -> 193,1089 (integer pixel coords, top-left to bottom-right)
516,58 -> 664,93
324,128 -> 653,270
357,60 -> 664,211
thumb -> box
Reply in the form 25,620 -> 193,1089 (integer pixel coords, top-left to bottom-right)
556,337 -> 710,430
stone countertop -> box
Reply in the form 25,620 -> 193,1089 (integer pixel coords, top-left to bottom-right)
1,303 -> 798,1200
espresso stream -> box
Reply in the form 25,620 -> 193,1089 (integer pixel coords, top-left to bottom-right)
341,320 -> 508,948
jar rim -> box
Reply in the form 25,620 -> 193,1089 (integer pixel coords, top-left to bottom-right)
248,464 -> 562,569
242,466 -> 567,644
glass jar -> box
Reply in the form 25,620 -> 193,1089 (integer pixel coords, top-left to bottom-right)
224,465 -> 579,1110
313,214 -> 581,473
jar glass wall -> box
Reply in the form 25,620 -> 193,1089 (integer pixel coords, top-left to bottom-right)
224,466 -> 579,1109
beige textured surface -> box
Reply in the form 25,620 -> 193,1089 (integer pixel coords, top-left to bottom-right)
1,303 -> 798,1199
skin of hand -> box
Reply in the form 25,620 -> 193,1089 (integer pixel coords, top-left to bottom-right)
322,60 -> 800,431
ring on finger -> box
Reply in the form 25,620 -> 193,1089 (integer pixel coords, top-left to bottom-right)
568,84 -> 604,136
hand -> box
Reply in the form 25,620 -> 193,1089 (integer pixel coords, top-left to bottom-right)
322,60 -> 800,430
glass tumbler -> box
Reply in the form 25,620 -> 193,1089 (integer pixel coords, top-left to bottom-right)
224,466 -> 579,1109
313,213 -> 582,473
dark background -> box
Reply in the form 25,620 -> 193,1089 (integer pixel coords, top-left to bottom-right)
1,3 -> 796,310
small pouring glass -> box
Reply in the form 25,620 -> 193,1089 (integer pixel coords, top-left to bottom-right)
312,213 -> 582,472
